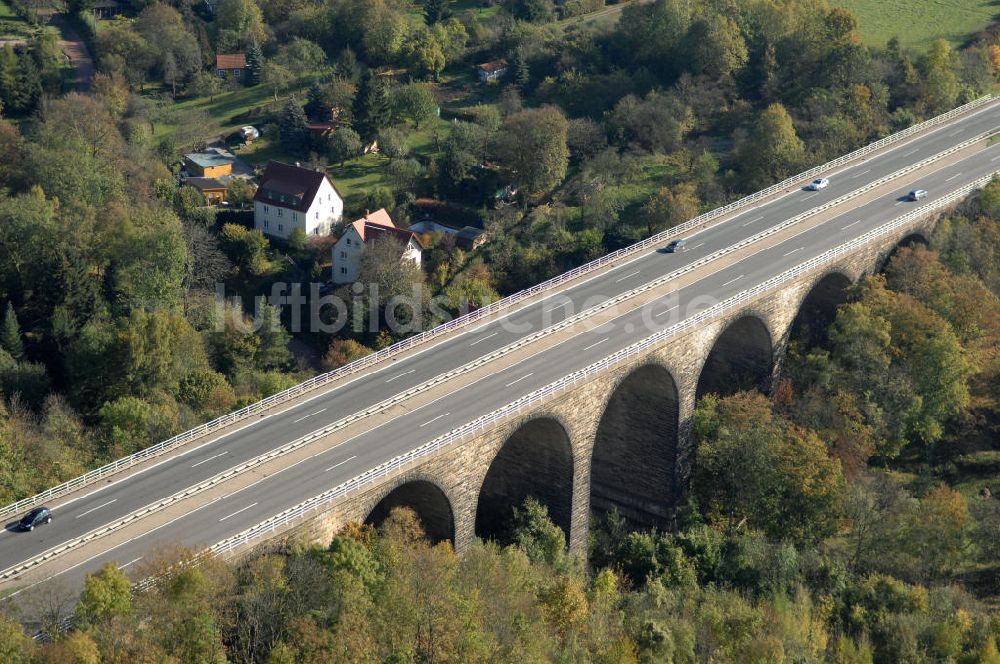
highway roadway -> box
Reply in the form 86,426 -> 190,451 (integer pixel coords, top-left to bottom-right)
3,100 -> 1000,598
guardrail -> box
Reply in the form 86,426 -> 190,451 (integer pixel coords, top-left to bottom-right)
1,94 -> 995,522
200,171 -> 997,562
12,130 -> 991,584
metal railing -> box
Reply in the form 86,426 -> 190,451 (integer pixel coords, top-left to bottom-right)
201,171 -> 996,561
11,127 -> 992,584
1,94 -> 995,522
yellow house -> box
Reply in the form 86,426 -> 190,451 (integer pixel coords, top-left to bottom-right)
185,177 -> 230,206
184,147 -> 237,178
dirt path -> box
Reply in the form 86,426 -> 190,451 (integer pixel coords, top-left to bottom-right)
49,14 -> 93,92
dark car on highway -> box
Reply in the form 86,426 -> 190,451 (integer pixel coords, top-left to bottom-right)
18,506 -> 52,532
664,239 -> 687,253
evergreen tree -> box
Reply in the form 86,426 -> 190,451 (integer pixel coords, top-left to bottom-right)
245,39 -> 263,86
424,0 -> 446,25
512,47 -> 530,86
304,79 -> 326,121
1,302 -> 24,361
353,71 -> 392,141
279,98 -> 310,156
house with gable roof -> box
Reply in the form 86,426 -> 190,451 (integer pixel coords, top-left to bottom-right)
216,53 -> 247,80
253,161 -> 344,240
331,208 -> 423,283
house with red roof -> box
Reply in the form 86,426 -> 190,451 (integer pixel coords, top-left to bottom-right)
253,161 -> 344,240
331,209 -> 423,283
216,53 -> 247,80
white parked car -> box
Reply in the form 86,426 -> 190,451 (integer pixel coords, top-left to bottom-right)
807,178 -> 830,191
909,189 -> 928,201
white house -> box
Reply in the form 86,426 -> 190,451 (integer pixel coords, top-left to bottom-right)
331,209 -> 423,283
253,161 -> 344,240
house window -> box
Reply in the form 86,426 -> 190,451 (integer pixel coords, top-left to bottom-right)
217,69 -> 225,78
341,267 -> 347,275
277,208 -> 283,217
233,69 -> 241,78
264,205 -> 269,214
292,212 -> 298,222
346,238 -> 351,246
315,211 -> 319,219
314,228 -> 319,235
340,251 -> 346,259
278,223 -> 284,232
263,219 -> 269,229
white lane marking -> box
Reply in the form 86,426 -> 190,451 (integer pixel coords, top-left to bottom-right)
904,148 -> 919,156
721,275 -> 744,287
118,556 -> 143,570
841,220 -> 862,230
419,414 -> 449,428
894,201 -> 903,206
545,301 -> 571,312
783,247 -> 803,257
504,373 -> 534,388
656,306 -> 679,318
948,129 -> 962,136
191,450 -> 229,468
293,408 -> 327,424
803,193 -> 819,200
851,168 -> 871,179
219,502 -> 258,522
945,172 -> 961,182
385,369 -> 415,383
325,455 -> 357,472
2,453 -> 321,599
582,337 -> 609,351
741,215 -> 764,227
614,270 -> 641,283
75,499 -> 117,520
469,332 -> 498,346
38,100 -> 1000,523
15,112 -> 991,582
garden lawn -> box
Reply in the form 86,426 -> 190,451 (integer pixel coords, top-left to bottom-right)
0,0 -> 33,39
833,0 -> 997,51
151,77 -> 315,144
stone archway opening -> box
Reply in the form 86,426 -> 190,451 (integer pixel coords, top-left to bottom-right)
590,365 -> 679,528
696,315 -> 773,399
365,480 -> 455,544
788,272 -> 853,348
475,417 -> 574,543
880,232 -> 929,271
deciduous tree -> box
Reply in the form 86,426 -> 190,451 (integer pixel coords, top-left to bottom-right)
493,106 -> 569,200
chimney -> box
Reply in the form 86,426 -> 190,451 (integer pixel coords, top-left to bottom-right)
364,209 -> 370,220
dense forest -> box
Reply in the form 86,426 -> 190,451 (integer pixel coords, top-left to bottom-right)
1,0 -> 1000,658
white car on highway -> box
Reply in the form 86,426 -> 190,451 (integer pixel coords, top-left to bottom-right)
807,178 -> 830,191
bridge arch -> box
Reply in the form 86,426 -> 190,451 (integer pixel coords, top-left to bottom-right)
591,363 -> 680,527
365,479 -> 455,544
475,416 -> 574,543
696,314 -> 773,399
880,231 -> 929,271
788,270 -> 854,348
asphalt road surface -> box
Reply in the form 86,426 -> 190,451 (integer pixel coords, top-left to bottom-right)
3,101 -> 1000,599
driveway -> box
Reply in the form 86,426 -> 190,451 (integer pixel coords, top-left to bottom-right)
50,14 -> 93,92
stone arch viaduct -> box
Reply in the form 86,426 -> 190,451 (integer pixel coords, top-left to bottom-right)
303,220 -> 935,556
